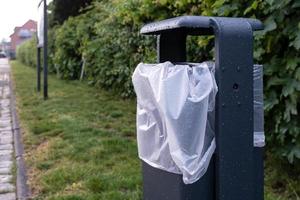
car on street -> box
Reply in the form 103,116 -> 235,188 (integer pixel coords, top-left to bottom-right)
0,52 -> 7,58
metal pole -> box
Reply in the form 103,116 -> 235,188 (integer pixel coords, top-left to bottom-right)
37,47 -> 41,92
43,0 -> 48,99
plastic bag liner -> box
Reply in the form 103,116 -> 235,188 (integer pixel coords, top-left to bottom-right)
254,65 -> 265,147
132,61 -> 218,184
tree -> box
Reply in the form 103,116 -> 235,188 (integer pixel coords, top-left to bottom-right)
49,0 -> 92,27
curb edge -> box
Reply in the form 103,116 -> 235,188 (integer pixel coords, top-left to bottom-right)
8,64 -> 30,200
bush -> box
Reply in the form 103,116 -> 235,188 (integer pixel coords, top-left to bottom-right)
16,37 -> 37,68
19,0 -> 300,164
82,2 -> 156,97
52,18 -> 83,80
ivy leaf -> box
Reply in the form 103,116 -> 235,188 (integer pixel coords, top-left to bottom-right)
286,100 -> 298,115
267,76 -> 286,88
264,17 -> 277,33
287,146 -> 300,163
282,79 -> 300,97
291,32 -> 300,50
265,0 -> 275,6
284,100 -> 297,122
244,0 -> 258,15
292,0 -> 300,8
286,57 -> 300,70
264,91 -> 279,111
295,68 -> 300,80
212,0 -> 226,8
254,47 -> 265,60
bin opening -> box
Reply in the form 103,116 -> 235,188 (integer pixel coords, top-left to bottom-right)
132,62 -> 265,184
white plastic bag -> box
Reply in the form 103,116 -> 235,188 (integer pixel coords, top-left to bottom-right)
132,61 -> 218,184
253,65 -> 265,147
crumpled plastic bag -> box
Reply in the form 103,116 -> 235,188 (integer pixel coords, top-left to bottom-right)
132,61 -> 218,184
253,65 -> 265,147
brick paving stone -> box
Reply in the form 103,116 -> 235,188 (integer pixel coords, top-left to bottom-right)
0,144 -> 12,150
0,150 -> 13,155
0,175 -> 12,184
1,111 -> 10,115
0,168 -> 10,175
0,150 -> 12,155
0,193 -> 16,200
0,127 -> 11,131
0,161 -> 12,169
0,130 -> 13,135
0,154 -> 12,163
0,134 -> 12,139
0,118 -> 11,122
0,183 -> 14,193
0,136 -> 13,144
1,110 -> 10,113
0,115 -> 11,119
0,60 -> 16,199
0,128 -> 12,132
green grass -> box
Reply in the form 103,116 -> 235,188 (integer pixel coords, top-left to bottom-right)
10,61 -> 299,200
11,61 -> 140,200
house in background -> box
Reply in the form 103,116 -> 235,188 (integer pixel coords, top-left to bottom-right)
9,19 -> 37,58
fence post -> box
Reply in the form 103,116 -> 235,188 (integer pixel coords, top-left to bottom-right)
43,0 -> 48,100
37,47 -> 41,92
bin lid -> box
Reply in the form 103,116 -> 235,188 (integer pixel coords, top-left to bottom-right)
141,16 -> 263,35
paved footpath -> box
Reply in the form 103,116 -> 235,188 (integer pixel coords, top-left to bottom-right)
0,59 -> 16,200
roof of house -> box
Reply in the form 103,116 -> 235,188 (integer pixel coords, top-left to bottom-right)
10,19 -> 37,38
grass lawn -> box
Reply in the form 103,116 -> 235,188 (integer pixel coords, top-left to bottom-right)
10,61 -> 299,200
11,61 -> 140,200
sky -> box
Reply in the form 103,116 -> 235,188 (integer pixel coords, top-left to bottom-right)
0,0 -> 52,41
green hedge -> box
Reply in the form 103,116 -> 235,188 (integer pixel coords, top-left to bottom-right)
16,37 -> 37,68
17,0 -> 300,164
